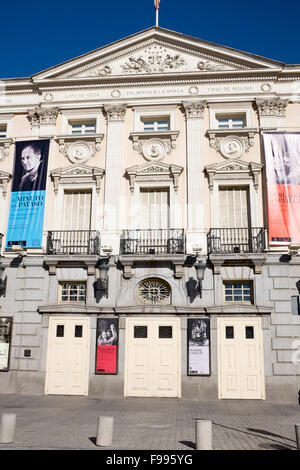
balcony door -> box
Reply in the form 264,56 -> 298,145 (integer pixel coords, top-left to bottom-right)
61,191 -> 92,254
63,191 -> 92,230
218,187 -> 251,251
140,188 -> 170,230
137,188 -> 170,254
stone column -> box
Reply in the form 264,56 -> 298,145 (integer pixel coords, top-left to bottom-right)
182,101 -> 207,254
102,104 -> 127,254
256,98 -> 288,129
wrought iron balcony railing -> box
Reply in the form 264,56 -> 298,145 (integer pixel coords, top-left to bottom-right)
46,230 -> 100,255
120,229 -> 185,255
207,227 -> 265,254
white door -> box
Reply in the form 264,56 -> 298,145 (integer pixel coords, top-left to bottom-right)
45,316 -> 90,396
218,317 -> 265,399
125,317 -> 181,397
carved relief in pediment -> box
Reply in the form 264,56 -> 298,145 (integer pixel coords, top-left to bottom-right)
61,40 -> 245,78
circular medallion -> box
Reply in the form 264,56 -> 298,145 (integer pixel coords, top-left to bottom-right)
261,83 -> 272,92
219,136 -> 245,159
137,278 -> 171,305
67,141 -> 92,163
111,89 -> 121,98
142,139 -> 167,161
43,93 -> 54,102
188,86 -> 199,95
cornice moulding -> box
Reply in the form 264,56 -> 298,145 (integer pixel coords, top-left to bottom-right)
50,164 -> 105,195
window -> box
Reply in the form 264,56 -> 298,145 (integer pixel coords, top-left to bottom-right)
208,103 -> 253,130
219,187 -> 250,229
225,326 -> 234,339
224,282 -> 253,303
133,106 -> 176,132
59,282 -> 86,303
0,125 -> 7,138
137,278 -> 171,305
216,115 -> 245,129
63,191 -> 92,230
134,326 -> 148,338
142,118 -> 170,132
69,121 -> 96,135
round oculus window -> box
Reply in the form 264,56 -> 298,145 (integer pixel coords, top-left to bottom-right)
137,278 -> 171,305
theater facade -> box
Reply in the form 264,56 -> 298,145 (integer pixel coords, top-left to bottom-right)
0,27 -> 300,402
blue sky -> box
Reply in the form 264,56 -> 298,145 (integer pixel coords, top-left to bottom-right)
1,0 -> 300,78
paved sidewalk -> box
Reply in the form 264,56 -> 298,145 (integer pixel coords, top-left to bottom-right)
0,394 -> 299,450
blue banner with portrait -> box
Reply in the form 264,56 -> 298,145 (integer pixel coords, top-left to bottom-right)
6,140 -> 50,249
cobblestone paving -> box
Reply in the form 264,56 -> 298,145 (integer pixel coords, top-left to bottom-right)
0,395 -> 299,450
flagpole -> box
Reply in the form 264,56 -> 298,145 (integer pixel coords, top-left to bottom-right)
156,7 -> 159,27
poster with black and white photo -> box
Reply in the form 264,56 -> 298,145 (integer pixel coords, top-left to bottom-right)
95,318 -> 118,375
0,317 -> 12,372
187,318 -> 210,376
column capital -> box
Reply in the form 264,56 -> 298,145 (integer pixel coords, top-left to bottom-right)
27,106 -> 59,128
182,101 -> 207,119
255,98 -> 288,118
104,104 -> 127,122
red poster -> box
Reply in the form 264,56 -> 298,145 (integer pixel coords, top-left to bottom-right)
96,345 -> 117,374
95,318 -> 118,374
263,133 -> 300,245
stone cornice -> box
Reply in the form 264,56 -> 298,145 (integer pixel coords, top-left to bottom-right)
205,304 -> 272,315
125,162 -> 183,193
50,164 -> 105,195
205,160 -> 263,192
38,303 -> 100,314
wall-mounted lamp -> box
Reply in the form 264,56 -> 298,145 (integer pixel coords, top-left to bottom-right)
0,265 -> 6,297
101,245 -> 113,256
95,264 -> 110,298
194,261 -> 206,297
288,243 -> 300,257
11,245 -> 26,257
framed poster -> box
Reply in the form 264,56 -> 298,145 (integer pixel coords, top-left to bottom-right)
0,317 -> 13,372
6,140 -> 50,249
95,318 -> 118,375
187,318 -> 210,376
263,133 -> 300,245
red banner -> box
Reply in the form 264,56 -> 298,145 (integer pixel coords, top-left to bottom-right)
263,133 -> 300,245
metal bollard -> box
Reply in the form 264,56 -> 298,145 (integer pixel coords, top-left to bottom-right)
194,419 -> 212,450
96,416 -> 114,447
295,424 -> 300,450
0,413 -> 16,444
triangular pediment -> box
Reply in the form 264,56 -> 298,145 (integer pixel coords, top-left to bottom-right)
51,163 -> 104,177
205,160 -> 263,173
126,162 -> 183,176
32,28 -> 284,81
